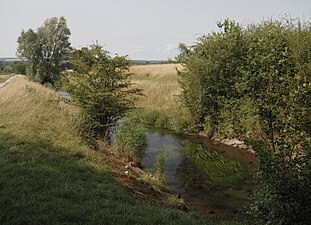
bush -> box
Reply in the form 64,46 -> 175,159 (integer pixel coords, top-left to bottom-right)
248,144 -> 311,225
178,17 -> 311,225
67,45 -> 141,147
114,118 -> 147,161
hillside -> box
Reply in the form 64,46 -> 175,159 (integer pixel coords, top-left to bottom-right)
0,76 -> 213,225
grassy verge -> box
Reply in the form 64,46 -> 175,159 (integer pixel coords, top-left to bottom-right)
0,75 -> 227,224
130,64 -> 195,132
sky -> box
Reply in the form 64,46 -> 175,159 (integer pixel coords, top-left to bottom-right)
1,0 -> 311,60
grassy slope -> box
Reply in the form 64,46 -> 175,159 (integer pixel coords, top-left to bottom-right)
0,76 -> 212,225
130,64 -> 194,131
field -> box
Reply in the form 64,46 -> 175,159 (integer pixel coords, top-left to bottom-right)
0,75 -> 223,225
129,64 -> 194,132
130,64 -> 182,110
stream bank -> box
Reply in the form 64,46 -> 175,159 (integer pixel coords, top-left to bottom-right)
138,129 -> 256,220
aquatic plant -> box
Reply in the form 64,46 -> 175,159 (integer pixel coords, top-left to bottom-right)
178,141 -> 250,188
114,117 -> 147,161
155,150 -> 168,182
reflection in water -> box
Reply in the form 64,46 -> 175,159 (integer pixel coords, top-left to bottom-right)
141,130 -> 255,220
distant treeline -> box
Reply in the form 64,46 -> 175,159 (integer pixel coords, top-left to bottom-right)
0,58 -> 170,74
0,59 -> 28,74
0,58 -> 169,66
130,60 -> 169,65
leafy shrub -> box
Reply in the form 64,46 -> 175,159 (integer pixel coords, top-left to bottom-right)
171,117 -> 193,133
248,143 -> 311,225
216,97 -> 261,139
67,45 -> 141,147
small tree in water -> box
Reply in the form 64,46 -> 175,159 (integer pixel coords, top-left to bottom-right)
67,45 -> 141,147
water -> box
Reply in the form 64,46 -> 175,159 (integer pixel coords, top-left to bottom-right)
141,129 -> 256,220
57,90 -> 72,100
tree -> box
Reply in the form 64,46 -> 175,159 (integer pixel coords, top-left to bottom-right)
17,17 -> 71,85
0,62 -> 4,72
245,20 -> 311,225
177,20 -> 248,134
10,61 -> 28,74
178,18 -> 311,224
67,45 -> 141,147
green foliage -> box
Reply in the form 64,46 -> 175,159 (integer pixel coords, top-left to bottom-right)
245,20 -> 311,225
114,118 -> 147,160
166,195 -> 184,208
17,17 -> 71,84
67,45 -> 141,146
178,20 -> 247,132
178,18 -> 311,224
155,150 -> 168,182
127,109 -> 192,133
248,144 -> 311,225
179,142 -> 250,188
10,61 -> 28,74
127,109 -> 171,129
216,97 -> 261,139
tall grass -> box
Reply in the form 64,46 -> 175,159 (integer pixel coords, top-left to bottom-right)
0,75 -> 219,225
130,64 -> 194,132
155,150 -> 168,182
114,117 -> 147,161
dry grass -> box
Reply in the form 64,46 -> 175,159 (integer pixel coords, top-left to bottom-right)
130,64 -> 183,80
130,64 -> 184,112
0,75 -> 80,148
129,64 -> 193,131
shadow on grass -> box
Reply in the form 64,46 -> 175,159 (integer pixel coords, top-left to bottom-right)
0,132 -> 209,225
